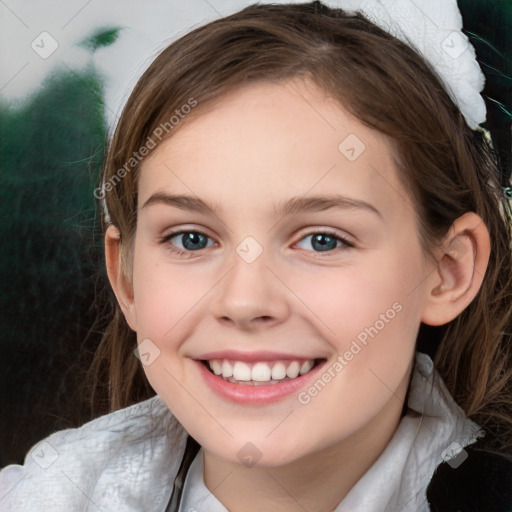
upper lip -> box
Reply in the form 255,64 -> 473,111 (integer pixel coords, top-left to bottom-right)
195,350 -> 326,362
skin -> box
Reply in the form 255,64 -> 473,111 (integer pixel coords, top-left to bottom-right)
105,77 -> 490,511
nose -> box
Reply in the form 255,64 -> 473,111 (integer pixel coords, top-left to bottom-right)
210,247 -> 290,331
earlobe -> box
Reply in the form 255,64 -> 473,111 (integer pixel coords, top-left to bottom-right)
421,212 -> 490,326
105,225 -> 137,331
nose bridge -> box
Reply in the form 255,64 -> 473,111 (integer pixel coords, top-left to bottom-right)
210,233 -> 289,327
225,234 -> 272,297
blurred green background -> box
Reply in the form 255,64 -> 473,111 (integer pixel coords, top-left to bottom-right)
0,28 -> 119,466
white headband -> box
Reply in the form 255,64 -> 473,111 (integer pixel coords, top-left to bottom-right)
316,0 -> 487,130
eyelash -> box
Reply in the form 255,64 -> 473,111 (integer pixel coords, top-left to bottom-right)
158,228 -> 354,258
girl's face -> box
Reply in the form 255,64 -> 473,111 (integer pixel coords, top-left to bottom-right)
128,78 -> 435,466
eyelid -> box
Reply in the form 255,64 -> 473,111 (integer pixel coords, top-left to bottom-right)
159,228 -> 218,248
159,225 -> 216,242
159,226 -> 355,258
158,228 -> 217,259
159,227 -> 353,244
295,228 -> 354,247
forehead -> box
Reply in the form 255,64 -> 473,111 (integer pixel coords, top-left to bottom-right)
138,78 -> 412,222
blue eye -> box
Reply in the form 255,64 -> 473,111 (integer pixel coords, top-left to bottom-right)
296,231 -> 352,253
159,230 -> 216,257
159,229 -> 353,258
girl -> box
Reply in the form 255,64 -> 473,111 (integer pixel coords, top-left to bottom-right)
1,1 -> 511,510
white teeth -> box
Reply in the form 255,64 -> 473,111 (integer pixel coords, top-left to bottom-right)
252,362 -> 272,381
207,358 -> 317,383
233,361 -> 252,381
300,360 -> 314,375
210,360 -> 222,375
222,360 -> 233,378
271,362 -> 287,380
286,361 -> 300,379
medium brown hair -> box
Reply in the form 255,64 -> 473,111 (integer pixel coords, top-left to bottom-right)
83,2 -> 512,456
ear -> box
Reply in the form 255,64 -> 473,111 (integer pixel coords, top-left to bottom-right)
105,225 -> 137,331
421,212 -> 491,326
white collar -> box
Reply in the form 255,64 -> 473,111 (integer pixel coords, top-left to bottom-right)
179,351 -> 484,512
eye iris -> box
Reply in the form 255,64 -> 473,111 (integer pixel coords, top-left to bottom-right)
174,232 -> 341,252
182,232 -> 207,250
312,234 -> 338,252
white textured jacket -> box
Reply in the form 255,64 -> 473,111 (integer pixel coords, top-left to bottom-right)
0,352 -> 486,511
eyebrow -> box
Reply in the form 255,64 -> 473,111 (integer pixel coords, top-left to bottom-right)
141,192 -> 383,220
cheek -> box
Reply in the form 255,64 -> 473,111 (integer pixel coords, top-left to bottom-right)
289,269 -> 417,451
287,254 -> 421,399
287,257 -> 415,345
131,251 -> 215,341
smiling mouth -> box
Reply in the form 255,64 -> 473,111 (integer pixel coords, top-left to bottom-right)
200,358 -> 325,386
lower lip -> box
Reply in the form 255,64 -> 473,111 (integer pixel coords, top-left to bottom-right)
194,360 -> 326,405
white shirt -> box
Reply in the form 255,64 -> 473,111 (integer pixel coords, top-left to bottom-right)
0,352 -> 484,511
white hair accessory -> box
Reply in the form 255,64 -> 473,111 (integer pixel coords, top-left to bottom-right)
318,0 -> 487,130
